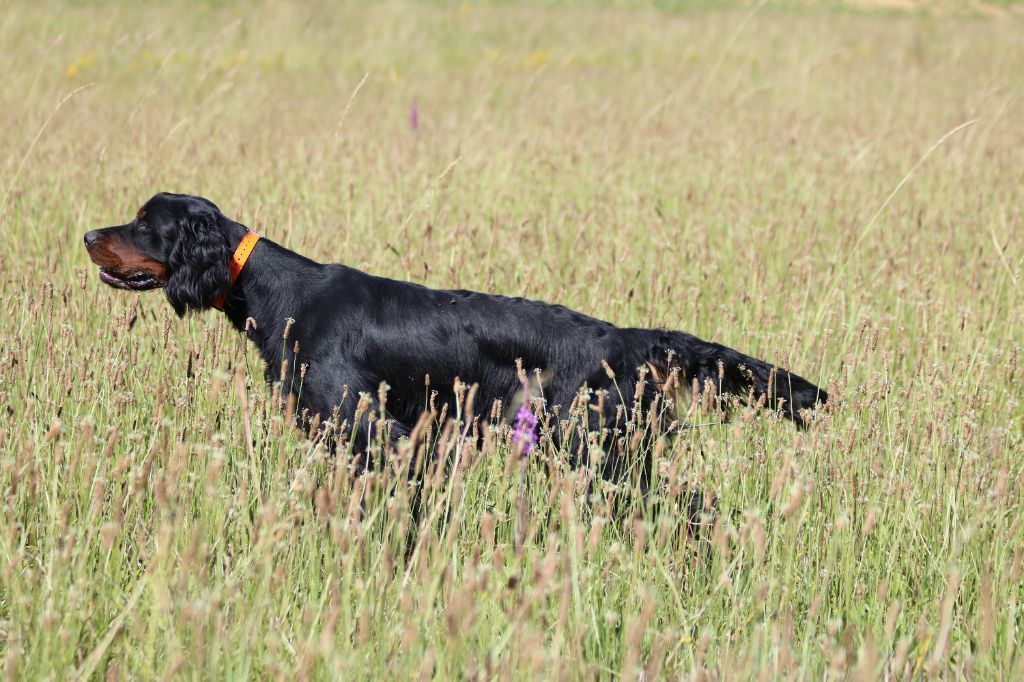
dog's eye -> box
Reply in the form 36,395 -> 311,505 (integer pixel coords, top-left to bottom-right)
137,221 -> 149,231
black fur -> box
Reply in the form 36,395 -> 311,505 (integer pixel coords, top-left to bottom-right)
85,193 -> 828,462
165,202 -> 232,316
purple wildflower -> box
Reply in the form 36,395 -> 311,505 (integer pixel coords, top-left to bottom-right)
409,102 -> 419,131
512,403 -> 538,454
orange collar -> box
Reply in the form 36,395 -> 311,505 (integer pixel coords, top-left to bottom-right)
212,231 -> 262,310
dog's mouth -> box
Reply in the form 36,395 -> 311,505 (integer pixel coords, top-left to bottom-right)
98,268 -> 164,291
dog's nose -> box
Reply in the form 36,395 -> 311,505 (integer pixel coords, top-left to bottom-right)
84,231 -> 102,247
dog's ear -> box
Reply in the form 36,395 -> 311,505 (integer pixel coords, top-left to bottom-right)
163,207 -> 231,317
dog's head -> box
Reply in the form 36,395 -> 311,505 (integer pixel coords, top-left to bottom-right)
84,193 -> 234,316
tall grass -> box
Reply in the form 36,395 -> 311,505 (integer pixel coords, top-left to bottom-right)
0,1 -> 1022,678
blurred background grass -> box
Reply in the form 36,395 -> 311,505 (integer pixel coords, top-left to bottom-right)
1,0 -> 1022,678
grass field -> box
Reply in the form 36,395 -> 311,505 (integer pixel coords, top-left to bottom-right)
1,0 -> 1022,678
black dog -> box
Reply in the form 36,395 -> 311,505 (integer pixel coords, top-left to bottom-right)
85,193 -> 827,474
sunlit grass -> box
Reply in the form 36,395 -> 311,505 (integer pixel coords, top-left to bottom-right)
0,1 -> 1022,678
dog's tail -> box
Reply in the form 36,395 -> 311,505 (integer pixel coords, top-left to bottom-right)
645,330 -> 827,426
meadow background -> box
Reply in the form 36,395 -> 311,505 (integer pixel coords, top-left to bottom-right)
1,0 -> 1022,678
